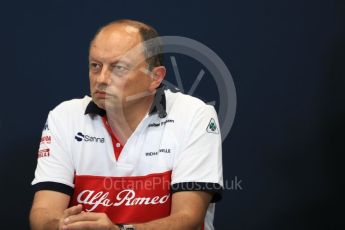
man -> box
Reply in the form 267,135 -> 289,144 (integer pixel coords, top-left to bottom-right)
30,19 -> 223,230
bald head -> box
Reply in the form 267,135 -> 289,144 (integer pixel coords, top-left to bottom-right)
90,19 -> 164,69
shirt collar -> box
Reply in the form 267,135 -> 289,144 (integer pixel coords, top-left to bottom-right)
84,85 -> 167,118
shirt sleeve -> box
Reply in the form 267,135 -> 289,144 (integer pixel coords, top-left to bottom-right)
31,110 -> 74,196
171,105 -> 223,202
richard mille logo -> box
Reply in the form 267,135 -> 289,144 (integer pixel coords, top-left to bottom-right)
145,148 -> 171,156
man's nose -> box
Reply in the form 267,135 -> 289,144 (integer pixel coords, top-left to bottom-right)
96,67 -> 111,85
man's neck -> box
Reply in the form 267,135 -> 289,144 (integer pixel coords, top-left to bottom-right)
105,95 -> 154,145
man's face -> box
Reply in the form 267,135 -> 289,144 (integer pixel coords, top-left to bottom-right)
89,24 -> 153,110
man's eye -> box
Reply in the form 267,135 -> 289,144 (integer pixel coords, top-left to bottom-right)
90,63 -> 102,71
112,65 -> 129,75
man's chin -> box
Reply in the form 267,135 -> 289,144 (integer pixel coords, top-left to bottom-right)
92,99 -> 106,110
101,100 -> 125,110
93,98 -> 109,109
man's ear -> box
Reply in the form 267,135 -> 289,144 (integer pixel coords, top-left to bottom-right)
149,66 -> 166,92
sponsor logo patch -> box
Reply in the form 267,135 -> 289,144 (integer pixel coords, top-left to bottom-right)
145,148 -> 171,156
77,189 -> 170,212
75,132 -> 105,143
148,119 -> 174,128
206,118 -> 219,134
38,148 -> 50,158
40,136 -> 51,144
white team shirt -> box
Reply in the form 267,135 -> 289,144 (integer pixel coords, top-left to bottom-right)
32,89 -> 223,229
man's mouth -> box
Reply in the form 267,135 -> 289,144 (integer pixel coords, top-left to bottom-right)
94,91 -> 107,99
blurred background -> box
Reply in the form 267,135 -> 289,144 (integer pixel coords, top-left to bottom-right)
3,0 -> 345,229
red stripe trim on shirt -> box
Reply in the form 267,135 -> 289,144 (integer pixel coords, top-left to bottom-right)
101,116 -> 123,161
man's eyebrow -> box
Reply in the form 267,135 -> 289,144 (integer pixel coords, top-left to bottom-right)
111,60 -> 131,67
88,57 -> 130,66
88,57 -> 102,62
